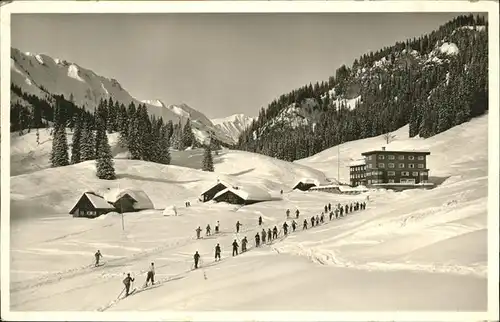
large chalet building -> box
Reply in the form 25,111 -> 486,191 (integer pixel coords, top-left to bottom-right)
349,147 -> 432,189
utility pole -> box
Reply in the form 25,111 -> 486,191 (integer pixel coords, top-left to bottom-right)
337,144 -> 340,184
119,182 -> 124,231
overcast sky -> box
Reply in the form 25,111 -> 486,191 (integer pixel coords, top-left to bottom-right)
11,13 -> 469,119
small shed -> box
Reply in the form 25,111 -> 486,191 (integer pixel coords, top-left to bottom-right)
103,188 -> 154,213
212,185 -> 272,205
293,178 -> 321,191
69,192 -> 116,218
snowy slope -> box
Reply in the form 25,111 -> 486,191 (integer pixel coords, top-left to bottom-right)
9,115 -> 488,312
10,48 -> 233,145
211,114 -> 255,144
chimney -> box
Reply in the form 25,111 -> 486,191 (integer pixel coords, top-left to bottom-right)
382,147 -> 386,151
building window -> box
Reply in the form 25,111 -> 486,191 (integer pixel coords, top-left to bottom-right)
402,171 -> 410,176
368,180 -> 372,184
399,163 -> 405,168
409,164 -> 415,168
388,171 -> 395,176
418,156 -> 424,160
378,163 -> 385,168
418,164 -> 424,168
388,155 -> 395,160
378,155 -> 385,160
368,155 -> 373,160
408,156 -> 415,160
420,171 -> 428,176
367,164 -> 372,169
412,172 -> 419,176
388,179 -> 395,183
388,163 -> 395,168
398,155 -> 405,160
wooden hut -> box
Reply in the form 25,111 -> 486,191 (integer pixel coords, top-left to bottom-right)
212,185 -> 272,205
200,179 -> 240,202
103,188 -> 154,213
292,178 -> 321,191
69,192 -> 116,218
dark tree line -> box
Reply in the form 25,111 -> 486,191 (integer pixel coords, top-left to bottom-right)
11,82 -> 226,175
237,14 -> 488,162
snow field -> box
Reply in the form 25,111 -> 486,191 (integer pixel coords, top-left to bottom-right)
8,115 -> 489,311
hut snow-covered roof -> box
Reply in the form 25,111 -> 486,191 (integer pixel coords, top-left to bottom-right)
83,192 -> 116,209
102,188 -> 154,210
294,178 -> 322,187
213,185 -> 272,202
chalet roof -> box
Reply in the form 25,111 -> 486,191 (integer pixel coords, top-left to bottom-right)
293,178 -> 321,187
338,185 -> 369,192
361,150 -> 431,156
84,192 -> 115,209
102,188 -> 154,210
201,177 -> 241,194
213,185 -> 272,201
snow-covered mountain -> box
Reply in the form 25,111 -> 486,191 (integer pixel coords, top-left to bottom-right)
211,113 -> 255,144
10,48 -> 234,146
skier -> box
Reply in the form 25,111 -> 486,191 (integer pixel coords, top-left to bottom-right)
335,208 -> 340,219
94,250 -> 103,267
196,226 -> 202,239
232,239 -> 239,256
122,273 -> 135,297
236,221 -> 242,233
329,211 -> 333,221
255,233 -> 261,247
242,237 -> 248,252
350,204 -> 353,213
345,204 -> 349,215
340,206 -> 344,217
324,205 -> 328,213
311,216 -> 315,227
194,251 -> 201,269
258,216 -> 263,226
286,209 -> 291,218
320,213 -> 324,224
295,209 -> 300,219
291,220 -> 297,232
206,224 -> 212,236
215,244 -> 221,261
280,189 -> 283,195
145,262 -> 155,286
272,226 -> 278,239
215,221 -> 220,234
283,222 -> 288,235
303,219 -> 308,230
328,203 -> 332,211
261,229 -> 267,243
267,228 -> 272,242
173,205 -> 178,216
316,215 -> 320,225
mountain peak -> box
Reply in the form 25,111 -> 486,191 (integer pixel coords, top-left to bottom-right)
141,99 -> 167,108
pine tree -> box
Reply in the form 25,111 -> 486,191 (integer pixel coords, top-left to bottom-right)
51,125 -> 70,167
81,120 -> 96,161
70,113 -> 83,164
181,118 -> 195,149
95,129 -> 116,180
159,125 -> 172,165
202,144 -> 214,172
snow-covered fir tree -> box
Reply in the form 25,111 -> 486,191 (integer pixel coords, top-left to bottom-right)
70,113 -> 83,164
95,130 -> 116,180
182,118 -> 195,149
81,120 -> 96,161
202,144 -> 214,172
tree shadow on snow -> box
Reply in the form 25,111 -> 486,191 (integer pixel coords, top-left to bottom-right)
228,168 -> 256,176
116,173 -> 201,184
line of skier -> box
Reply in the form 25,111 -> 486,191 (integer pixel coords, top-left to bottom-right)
107,199 -> 368,298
